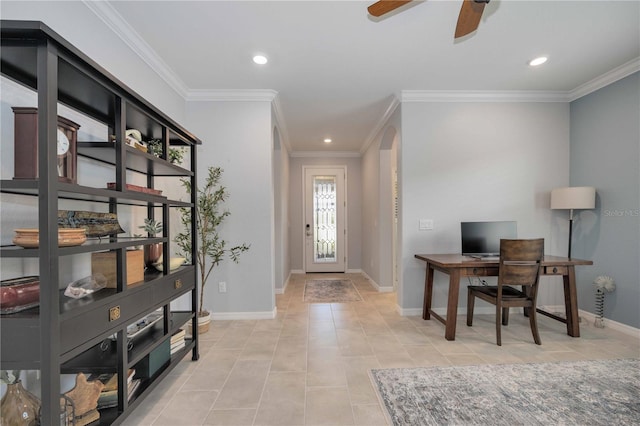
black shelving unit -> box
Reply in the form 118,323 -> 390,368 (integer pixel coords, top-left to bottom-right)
1,20 -> 201,425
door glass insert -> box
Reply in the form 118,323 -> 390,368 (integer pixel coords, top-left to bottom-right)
313,175 -> 337,263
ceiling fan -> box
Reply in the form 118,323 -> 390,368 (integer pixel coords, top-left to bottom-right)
368,0 -> 490,39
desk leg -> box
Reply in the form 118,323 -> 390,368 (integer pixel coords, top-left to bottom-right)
423,264 -> 434,320
563,266 -> 580,337
444,269 -> 460,341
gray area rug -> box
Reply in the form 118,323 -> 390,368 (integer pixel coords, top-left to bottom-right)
371,358 -> 640,426
303,279 -> 362,303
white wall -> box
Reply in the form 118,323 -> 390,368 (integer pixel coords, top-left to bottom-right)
0,1 -> 186,125
289,155 -> 362,272
399,101 -> 570,313
185,100 -> 275,317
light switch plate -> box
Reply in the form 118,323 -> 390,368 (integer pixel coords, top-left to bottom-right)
419,219 -> 434,230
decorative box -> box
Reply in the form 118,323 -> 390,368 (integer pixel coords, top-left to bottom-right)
0,276 -> 40,314
134,338 -> 170,379
91,250 -> 144,287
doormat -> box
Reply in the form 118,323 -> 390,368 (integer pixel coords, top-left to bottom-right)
303,279 -> 362,303
370,358 -> 640,426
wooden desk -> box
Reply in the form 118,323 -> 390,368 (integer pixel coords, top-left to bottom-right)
414,254 -> 593,341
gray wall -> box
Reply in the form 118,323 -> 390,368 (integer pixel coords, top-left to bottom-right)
2,2 -> 277,318
361,106 -> 402,291
399,101 -> 570,313
186,100 -> 276,316
272,116 -> 291,293
570,72 -> 640,328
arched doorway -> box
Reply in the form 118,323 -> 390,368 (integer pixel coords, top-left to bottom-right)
379,126 -> 399,290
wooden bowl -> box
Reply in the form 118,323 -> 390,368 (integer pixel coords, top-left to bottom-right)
13,228 -> 87,248
153,257 -> 185,272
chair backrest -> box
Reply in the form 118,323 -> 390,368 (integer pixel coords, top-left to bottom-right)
498,238 -> 544,288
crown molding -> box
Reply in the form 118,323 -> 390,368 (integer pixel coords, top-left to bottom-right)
83,0 -> 189,98
185,89 -> 278,102
271,93 -> 292,153
401,90 -> 569,103
360,95 -> 400,155
186,89 -> 290,151
568,57 -> 640,102
290,151 -> 361,158
400,59 -> 640,105
79,2 -> 640,157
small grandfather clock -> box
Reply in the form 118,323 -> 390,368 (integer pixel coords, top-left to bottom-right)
12,107 -> 80,184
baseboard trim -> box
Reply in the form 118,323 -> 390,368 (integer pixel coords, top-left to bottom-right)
360,270 -> 394,293
211,307 -> 277,321
396,306 -> 422,316
541,305 -> 640,338
360,270 -> 377,290
399,304 -> 640,338
576,310 -> 640,337
275,273 -> 291,295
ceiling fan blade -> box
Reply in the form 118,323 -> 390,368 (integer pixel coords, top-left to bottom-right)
455,0 -> 488,38
368,0 -> 413,17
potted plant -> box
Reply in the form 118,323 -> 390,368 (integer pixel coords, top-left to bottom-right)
175,166 -> 249,333
139,217 -> 163,267
168,147 -> 185,165
147,140 -> 185,165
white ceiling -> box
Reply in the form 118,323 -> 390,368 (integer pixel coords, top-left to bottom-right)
98,0 -> 639,154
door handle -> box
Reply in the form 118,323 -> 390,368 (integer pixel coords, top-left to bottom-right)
306,224 -> 312,237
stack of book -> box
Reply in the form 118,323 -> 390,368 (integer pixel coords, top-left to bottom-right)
89,369 -> 139,409
170,329 -> 186,355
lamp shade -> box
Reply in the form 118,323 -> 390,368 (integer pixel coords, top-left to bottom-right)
550,187 -> 596,210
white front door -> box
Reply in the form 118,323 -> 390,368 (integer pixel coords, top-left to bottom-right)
304,167 -> 346,272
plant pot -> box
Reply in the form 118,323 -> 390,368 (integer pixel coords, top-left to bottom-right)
187,311 -> 211,335
144,243 -> 162,268
0,380 -> 40,426
198,311 -> 211,334
188,311 -> 211,335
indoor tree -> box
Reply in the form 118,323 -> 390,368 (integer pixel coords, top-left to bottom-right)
174,166 -> 249,327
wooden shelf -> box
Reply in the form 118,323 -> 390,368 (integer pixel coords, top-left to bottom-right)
0,180 -> 193,207
77,142 -> 194,177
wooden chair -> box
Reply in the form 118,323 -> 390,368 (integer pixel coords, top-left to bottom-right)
466,238 -> 544,346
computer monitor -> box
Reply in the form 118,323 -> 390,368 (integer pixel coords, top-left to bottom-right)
461,221 -> 517,257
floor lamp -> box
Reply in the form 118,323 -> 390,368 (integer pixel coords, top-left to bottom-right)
550,186 -> 596,258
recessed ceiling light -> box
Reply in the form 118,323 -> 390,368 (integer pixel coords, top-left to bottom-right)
529,56 -> 548,67
324,138 -> 332,143
253,55 -> 268,65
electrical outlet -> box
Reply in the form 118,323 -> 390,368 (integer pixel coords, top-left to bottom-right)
218,281 -> 227,293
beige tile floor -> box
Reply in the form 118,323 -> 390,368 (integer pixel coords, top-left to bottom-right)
122,273 -> 639,425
